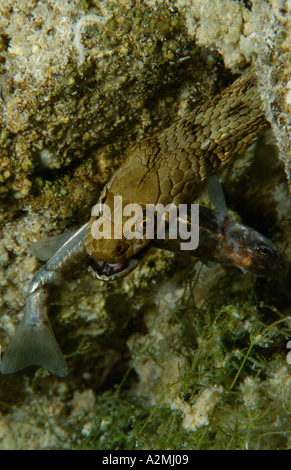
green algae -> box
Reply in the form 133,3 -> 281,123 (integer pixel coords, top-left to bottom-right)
74,267 -> 291,450
0,258 -> 290,450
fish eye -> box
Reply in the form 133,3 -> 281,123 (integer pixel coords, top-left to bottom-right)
257,245 -> 274,257
116,245 -> 124,254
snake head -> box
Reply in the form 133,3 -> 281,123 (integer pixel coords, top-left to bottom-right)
84,195 -> 155,280
85,221 -> 147,281
87,255 -> 141,281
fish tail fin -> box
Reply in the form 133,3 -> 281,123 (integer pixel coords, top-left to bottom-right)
0,319 -> 68,377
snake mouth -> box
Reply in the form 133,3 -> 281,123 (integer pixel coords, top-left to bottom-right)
88,256 -> 140,281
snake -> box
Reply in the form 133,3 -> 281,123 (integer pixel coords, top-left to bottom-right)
0,69 -> 287,377
84,69 -> 267,275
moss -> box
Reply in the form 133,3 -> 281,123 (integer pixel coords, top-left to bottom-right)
0,254 -> 290,449
73,267 -> 291,450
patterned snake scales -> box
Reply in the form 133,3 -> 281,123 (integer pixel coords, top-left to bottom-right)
84,69 -> 267,267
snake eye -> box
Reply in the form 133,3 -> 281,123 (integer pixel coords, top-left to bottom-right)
141,216 -> 152,229
95,210 -> 103,220
257,245 -> 274,257
135,210 -> 154,236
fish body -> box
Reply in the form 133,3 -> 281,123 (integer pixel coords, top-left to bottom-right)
1,225 -> 88,377
1,203 -> 287,376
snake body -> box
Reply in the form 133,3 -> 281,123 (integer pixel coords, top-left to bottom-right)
85,70 -> 267,266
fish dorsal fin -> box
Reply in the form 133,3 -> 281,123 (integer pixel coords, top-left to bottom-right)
30,230 -> 78,261
208,175 -> 228,217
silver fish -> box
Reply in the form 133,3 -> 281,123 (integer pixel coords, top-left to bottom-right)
0,180 -> 287,377
1,225 -> 88,377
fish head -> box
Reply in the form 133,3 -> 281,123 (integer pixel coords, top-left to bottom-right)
222,219 -> 288,278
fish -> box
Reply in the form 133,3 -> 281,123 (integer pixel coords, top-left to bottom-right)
155,176 -> 288,278
0,179 -> 287,377
155,206 -> 288,278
